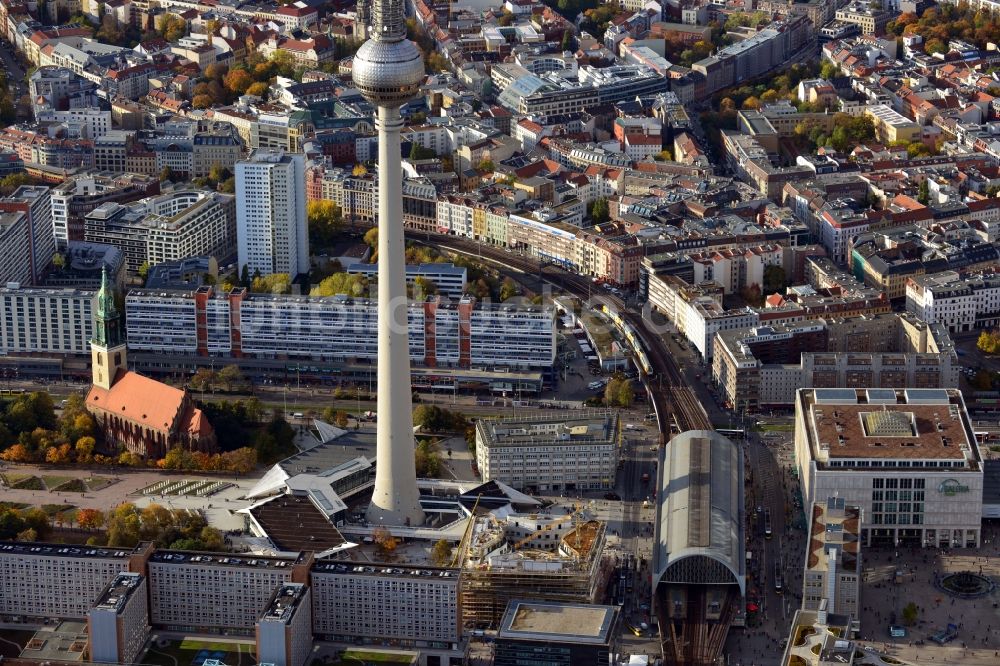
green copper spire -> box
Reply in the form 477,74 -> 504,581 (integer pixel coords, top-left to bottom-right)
93,267 -> 120,348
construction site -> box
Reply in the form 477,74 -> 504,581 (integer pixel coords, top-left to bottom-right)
457,507 -> 614,628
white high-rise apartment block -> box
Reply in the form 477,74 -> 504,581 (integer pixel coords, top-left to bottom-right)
0,285 -> 95,355
88,572 -> 151,665
310,563 -> 460,645
0,185 -> 54,284
236,149 -> 309,278
0,542 -> 139,618
256,584 -> 312,666
146,550 -> 309,634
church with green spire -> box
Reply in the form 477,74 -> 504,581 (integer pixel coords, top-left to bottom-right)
85,268 -> 216,459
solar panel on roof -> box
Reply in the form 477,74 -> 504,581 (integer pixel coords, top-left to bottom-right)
865,389 -> 897,404
903,389 -> 950,404
814,388 -> 858,404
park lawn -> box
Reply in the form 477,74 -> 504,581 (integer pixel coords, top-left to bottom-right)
1,472 -> 32,486
142,639 -> 254,666
0,501 -> 30,511
40,503 -> 75,516
11,476 -> 43,490
84,476 -> 113,491
178,640 -> 250,651
41,475 -> 74,490
51,479 -> 86,493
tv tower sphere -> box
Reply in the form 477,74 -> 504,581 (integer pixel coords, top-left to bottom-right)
351,0 -> 424,108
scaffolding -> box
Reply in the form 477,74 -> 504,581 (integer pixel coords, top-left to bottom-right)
458,515 -> 612,628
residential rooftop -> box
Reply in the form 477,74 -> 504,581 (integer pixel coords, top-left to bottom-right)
312,562 -> 458,579
260,583 -> 308,624
0,543 -> 137,559
93,573 -> 143,613
148,550 -> 304,569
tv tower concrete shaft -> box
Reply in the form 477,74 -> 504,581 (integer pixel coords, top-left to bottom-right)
366,105 -> 425,527
352,0 -> 426,527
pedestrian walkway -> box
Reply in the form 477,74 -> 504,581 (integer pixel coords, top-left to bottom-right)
857,529 -> 1000,664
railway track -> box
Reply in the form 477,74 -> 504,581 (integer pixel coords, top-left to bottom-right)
418,235 -> 730,663
423,234 -> 711,434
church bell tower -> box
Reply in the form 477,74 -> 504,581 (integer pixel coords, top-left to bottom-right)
91,267 -> 127,391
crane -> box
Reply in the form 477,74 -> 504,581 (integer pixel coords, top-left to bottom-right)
451,493 -> 482,568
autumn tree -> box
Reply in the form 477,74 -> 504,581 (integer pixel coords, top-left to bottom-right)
372,526 -> 399,559
311,272 -> 369,297
269,49 -> 297,78
157,13 -> 187,42
95,14 -> 124,43
218,364 -> 244,391
45,443 -> 72,464
16,528 -> 38,542
410,276 -> 438,298
246,81 -> 269,99
191,368 -> 218,392
117,451 -> 143,467
0,507 -> 27,538
499,277 -> 521,301
77,508 -> 105,530
223,68 -> 253,96
204,63 -> 228,82
0,443 -> 33,462
431,538 -> 453,565
251,273 -> 293,294
977,330 -> 1000,354
106,504 -> 142,547
604,377 -> 634,408
75,436 -> 96,463
307,200 -> 344,249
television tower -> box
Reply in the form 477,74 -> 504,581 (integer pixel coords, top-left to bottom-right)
352,0 -> 426,527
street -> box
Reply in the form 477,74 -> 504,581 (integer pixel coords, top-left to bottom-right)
0,37 -> 27,103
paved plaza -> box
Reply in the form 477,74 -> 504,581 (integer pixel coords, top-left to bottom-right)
855,525 -> 1000,665
0,462 -> 261,514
